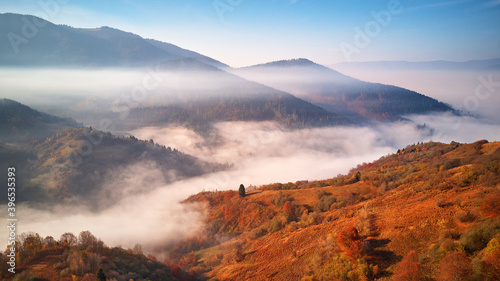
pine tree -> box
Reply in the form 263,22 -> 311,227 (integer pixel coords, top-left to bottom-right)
97,268 -> 106,281
239,184 -> 246,197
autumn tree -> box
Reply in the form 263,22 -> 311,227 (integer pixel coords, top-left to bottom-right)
336,226 -> 363,259
239,184 -> 246,197
283,201 -> 294,218
78,230 -> 98,250
60,232 -> 77,247
392,251 -> 422,281
481,191 -> 500,217
438,252 -> 472,281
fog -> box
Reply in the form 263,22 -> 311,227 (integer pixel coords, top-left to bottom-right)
332,67 -> 500,122
1,67 -> 500,256
5,113 -> 500,255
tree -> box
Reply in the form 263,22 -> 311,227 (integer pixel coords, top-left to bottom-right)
355,171 -> 361,182
392,251 -> 422,281
78,230 -> 98,250
283,201 -> 294,217
97,268 -> 106,281
60,232 -> 77,247
336,226 -> 363,259
438,252 -> 472,281
239,184 -> 246,197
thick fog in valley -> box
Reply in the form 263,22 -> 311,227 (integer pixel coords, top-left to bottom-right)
1,67 -> 500,256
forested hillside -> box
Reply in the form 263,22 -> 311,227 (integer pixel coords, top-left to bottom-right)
0,231 -> 181,280
165,140 -> 500,280
235,59 -> 454,122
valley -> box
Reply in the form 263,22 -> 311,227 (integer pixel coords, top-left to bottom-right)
0,7 -> 499,281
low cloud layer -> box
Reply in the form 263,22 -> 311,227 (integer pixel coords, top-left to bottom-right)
5,113 -> 499,256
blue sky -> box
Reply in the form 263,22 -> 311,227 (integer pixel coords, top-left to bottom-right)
2,0 -> 500,67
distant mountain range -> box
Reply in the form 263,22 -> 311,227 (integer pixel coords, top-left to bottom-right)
333,58 -> 500,72
234,59 -> 454,121
1,13 -> 455,124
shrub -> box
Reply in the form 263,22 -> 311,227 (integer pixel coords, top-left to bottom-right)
315,195 -> 336,212
13,271 -> 36,281
283,201 -> 295,220
438,252 -> 472,281
336,226 -> 363,259
460,217 -> 500,253
443,158 -> 461,170
481,191 -> 500,217
482,250 -> 500,280
435,196 -> 447,208
455,210 -> 475,223
269,219 -> 282,233
392,251 -> 422,281
316,189 -> 328,199
271,192 -> 293,208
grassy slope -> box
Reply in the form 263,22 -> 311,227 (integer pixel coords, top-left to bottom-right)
171,140 -> 500,280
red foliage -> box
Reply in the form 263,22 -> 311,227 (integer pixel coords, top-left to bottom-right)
392,251 -> 422,281
438,252 -> 472,281
336,226 -> 362,258
283,201 -> 294,218
481,191 -> 500,217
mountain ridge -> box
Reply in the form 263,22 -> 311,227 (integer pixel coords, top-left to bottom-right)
234,58 -> 455,122
0,13 -> 227,68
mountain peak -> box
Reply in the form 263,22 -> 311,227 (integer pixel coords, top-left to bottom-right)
245,58 -> 318,68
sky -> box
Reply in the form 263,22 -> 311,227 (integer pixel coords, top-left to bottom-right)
1,0 -> 500,67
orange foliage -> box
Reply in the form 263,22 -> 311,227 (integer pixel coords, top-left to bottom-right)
336,226 -> 362,259
392,251 -> 422,281
438,252 -> 472,281
481,191 -> 500,217
283,201 -> 294,218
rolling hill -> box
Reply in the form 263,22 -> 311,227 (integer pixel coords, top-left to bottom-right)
0,100 -> 223,208
0,98 -> 80,142
233,59 -> 455,122
164,140 -> 500,280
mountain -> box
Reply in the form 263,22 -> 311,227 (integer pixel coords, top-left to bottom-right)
333,58 -> 500,72
233,59 -> 455,121
0,13 -> 227,68
0,100 -> 223,208
166,140 -> 500,280
0,98 -> 80,142
67,58 -> 351,131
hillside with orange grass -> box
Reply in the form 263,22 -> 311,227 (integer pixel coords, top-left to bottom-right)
166,140 -> 500,280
